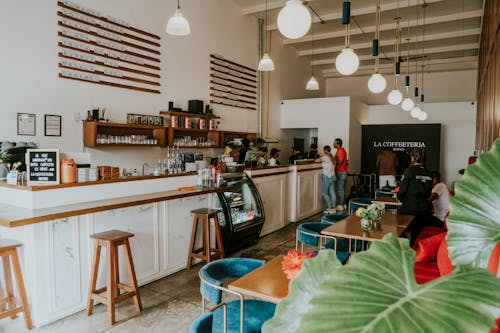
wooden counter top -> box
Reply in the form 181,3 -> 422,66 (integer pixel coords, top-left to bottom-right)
0,186 -> 230,228
0,173 -> 197,191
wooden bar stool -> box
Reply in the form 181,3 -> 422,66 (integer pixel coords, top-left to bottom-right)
86,230 -> 142,325
0,239 -> 32,330
187,208 -> 225,269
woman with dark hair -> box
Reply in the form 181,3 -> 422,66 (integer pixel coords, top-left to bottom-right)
397,148 -> 442,244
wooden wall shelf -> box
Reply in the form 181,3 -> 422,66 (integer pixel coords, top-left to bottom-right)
159,110 -> 220,119
83,122 -> 167,147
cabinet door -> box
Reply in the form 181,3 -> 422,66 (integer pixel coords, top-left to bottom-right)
255,175 -> 286,236
297,171 -> 316,219
166,195 -> 208,273
315,171 -> 325,210
91,203 -> 160,285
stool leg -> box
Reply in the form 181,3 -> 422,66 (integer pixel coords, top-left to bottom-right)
203,216 -> 211,263
114,247 -> 120,297
186,214 -> 199,269
107,242 -> 117,325
2,255 -> 16,318
86,242 -> 101,316
124,239 -> 142,312
10,249 -> 33,329
213,215 -> 225,259
0,272 -> 4,312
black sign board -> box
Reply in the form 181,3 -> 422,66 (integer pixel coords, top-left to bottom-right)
27,149 -> 60,185
361,124 -> 441,176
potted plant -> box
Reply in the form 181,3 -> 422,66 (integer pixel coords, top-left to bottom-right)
355,203 -> 385,230
263,139 -> 500,333
0,151 -> 13,178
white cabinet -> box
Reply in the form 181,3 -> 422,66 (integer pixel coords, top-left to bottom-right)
290,166 -> 325,222
166,195 -> 208,273
254,174 -> 287,236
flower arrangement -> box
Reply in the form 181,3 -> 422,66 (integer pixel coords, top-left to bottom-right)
281,249 -> 315,280
355,202 -> 385,221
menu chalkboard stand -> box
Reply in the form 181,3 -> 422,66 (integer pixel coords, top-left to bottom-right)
27,149 -> 60,186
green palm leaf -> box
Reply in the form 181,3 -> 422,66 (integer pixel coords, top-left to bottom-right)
447,139 -> 500,272
263,234 -> 500,333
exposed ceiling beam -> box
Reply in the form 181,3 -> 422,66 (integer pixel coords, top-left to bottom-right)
284,9 -> 482,45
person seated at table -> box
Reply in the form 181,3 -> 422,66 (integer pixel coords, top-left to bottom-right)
429,171 -> 450,222
397,148 -> 443,244
288,146 -> 302,164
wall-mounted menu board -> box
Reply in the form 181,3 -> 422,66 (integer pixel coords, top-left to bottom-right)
57,1 -> 161,94
27,149 -> 60,186
210,53 -> 257,110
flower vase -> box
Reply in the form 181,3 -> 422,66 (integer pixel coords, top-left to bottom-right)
0,164 -> 7,178
360,218 -> 372,231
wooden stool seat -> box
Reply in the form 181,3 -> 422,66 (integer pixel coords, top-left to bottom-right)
187,208 -> 225,269
86,229 -> 142,325
0,240 -> 32,330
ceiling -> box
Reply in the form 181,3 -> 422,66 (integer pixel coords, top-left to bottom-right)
232,0 -> 483,79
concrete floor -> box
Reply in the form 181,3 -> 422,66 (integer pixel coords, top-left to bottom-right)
1,218 -> 308,333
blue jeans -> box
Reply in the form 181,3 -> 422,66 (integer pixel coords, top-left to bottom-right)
322,174 -> 336,208
336,172 -> 347,205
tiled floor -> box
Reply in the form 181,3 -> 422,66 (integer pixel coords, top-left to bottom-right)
1,218 -> 311,333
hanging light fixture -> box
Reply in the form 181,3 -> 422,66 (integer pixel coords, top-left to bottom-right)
166,0 -> 190,36
368,0 -> 387,93
258,0 -> 275,71
411,2 -> 428,121
336,1 -> 359,75
306,21 -> 319,90
401,38 -> 414,111
277,0 -> 311,39
387,0 -> 403,105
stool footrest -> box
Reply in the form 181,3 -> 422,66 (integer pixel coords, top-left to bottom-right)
0,307 -> 23,320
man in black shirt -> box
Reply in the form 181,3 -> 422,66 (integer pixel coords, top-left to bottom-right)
288,147 -> 302,164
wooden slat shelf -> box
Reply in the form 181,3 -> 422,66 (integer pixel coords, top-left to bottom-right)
59,74 -> 161,94
83,122 -> 167,147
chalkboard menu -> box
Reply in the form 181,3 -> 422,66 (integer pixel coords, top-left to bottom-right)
27,149 -> 60,185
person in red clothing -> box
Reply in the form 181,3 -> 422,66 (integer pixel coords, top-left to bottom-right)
333,138 -> 348,211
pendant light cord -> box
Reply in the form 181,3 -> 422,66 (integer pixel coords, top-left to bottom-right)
415,0 -> 419,97
177,0 -> 180,10
311,21 -> 314,76
264,0 -> 268,53
374,0 -> 381,73
393,0 -> 401,88
421,2 -> 426,102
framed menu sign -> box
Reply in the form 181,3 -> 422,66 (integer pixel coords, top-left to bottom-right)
27,149 -> 60,186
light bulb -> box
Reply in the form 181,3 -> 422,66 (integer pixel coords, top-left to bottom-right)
166,9 -> 190,36
387,89 -> 403,105
418,110 -> 428,121
401,98 -> 415,111
277,0 -> 311,39
410,106 -> 422,118
258,53 -> 275,71
306,76 -> 319,90
367,73 -> 387,93
335,48 -> 359,75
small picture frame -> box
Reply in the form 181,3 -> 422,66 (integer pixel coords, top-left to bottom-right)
44,114 -> 62,137
17,113 -> 36,136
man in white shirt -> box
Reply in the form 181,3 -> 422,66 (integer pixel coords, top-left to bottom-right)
429,172 -> 450,221
315,145 -> 336,213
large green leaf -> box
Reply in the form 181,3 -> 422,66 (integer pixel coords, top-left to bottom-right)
263,234 -> 500,333
262,250 -> 342,332
447,139 -> 500,271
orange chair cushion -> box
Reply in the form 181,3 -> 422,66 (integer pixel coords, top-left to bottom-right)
415,232 -> 447,263
437,238 -> 454,276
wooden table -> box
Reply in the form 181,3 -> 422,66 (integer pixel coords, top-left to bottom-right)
372,196 -> 402,206
321,213 -> 414,242
228,255 -> 288,303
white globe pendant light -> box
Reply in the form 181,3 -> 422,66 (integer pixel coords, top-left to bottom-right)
368,73 -> 387,93
401,97 -> 415,111
258,53 -> 275,71
418,110 -> 428,121
335,48 -> 359,75
387,89 -> 403,105
306,76 -> 319,90
410,106 -> 422,118
166,1 -> 190,36
277,0 -> 311,39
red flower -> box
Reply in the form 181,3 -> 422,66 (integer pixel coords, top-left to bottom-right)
282,249 -> 315,280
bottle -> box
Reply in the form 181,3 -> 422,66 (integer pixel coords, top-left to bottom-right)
196,170 -> 203,188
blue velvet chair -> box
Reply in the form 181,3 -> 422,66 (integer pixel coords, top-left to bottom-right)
188,258 -> 276,333
348,197 -> 373,214
295,222 -> 350,264
321,213 -> 349,223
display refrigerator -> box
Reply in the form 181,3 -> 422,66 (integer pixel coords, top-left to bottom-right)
214,172 -> 265,254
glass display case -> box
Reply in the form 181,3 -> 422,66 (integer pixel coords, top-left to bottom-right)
214,172 -> 265,254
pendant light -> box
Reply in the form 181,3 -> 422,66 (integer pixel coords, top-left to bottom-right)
411,2 -> 428,120
401,38 -> 414,111
258,0 -> 275,71
277,0 -> 311,39
387,0 -> 403,105
335,1 -> 359,75
166,0 -> 190,36
306,21 -> 319,90
368,0 -> 387,93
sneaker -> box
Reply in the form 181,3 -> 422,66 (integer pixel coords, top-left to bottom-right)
336,205 -> 344,212
328,208 -> 337,213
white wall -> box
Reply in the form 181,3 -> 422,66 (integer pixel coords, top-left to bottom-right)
0,0 -> 318,170
325,70 -> 478,105
366,102 -> 477,187
348,100 -> 369,174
